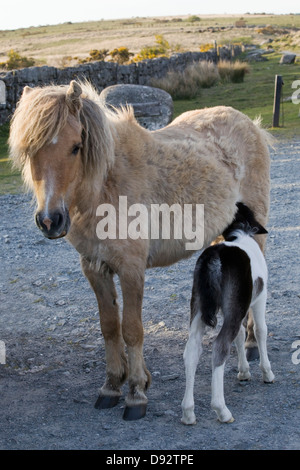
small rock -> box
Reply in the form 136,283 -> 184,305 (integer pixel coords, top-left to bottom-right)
80,344 -> 97,350
161,373 -> 179,381
280,53 -> 296,64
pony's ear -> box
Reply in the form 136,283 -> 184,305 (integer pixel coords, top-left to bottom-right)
66,80 -> 82,114
22,86 -> 33,97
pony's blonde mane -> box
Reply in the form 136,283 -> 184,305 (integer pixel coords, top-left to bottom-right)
9,85 -> 69,168
9,81 -> 122,183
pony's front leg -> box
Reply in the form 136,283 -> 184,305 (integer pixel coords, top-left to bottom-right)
81,258 -> 128,409
119,271 -> 151,421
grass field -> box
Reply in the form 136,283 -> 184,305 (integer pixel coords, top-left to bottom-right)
173,54 -> 300,130
0,122 -> 23,194
0,14 -> 299,194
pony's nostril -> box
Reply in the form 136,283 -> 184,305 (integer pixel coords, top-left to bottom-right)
35,210 -> 68,238
52,212 -> 64,229
42,217 -> 52,231
36,211 -> 64,233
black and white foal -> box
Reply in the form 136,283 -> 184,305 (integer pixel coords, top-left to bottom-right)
181,202 -> 275,425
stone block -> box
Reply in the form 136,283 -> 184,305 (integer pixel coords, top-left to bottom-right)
100,84 -> 173,130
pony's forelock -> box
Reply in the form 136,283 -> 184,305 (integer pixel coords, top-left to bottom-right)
9,85 -> 70,169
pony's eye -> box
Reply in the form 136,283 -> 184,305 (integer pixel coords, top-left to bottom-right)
71,144 -> 81,156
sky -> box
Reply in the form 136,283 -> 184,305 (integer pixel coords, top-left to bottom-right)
0,0 -> 299,31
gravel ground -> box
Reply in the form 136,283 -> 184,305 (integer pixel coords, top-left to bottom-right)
0,138 -> 299,451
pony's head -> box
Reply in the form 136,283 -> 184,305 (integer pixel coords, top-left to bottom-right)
9,81 -> 114,239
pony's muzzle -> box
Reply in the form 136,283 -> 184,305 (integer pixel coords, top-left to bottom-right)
35,209 -> 70,239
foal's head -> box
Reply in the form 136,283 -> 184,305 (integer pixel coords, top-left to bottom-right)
9,80 -> 115,239
222,202 -> 268,241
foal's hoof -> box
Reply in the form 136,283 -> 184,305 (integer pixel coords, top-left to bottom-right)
123,404 -> 147,421
94,394 -> 120,409
225,416 -> 235,424
246,346 -> 259,362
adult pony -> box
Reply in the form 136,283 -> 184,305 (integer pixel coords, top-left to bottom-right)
9,80 -> 271,420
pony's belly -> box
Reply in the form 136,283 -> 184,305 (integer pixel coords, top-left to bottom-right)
147,239 -> 196,268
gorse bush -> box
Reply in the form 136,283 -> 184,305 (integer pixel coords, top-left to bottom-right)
78,49 -> 109,64
0,49 -> 35,70
109,47 -> 133,64
186,15 -> 201,23
133,35 -> 171,61
90,49 -> 109,61
199,43 -> 215,52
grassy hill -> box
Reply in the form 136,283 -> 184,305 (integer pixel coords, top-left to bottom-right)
0,14 -> 299,194
0,13 -> 299,67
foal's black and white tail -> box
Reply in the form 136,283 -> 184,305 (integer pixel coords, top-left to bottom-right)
191,250 -> 222,328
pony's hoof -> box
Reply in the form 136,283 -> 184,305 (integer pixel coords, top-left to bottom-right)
246,346 -> 259,362
123,404 -> 147,421
94,394 -> 120,409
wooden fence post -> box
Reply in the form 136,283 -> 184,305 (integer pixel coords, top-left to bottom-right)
272,75 -> 283,127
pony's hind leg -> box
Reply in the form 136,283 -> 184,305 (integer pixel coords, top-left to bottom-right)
81,258 -> 128,409
181,312 -> 205,425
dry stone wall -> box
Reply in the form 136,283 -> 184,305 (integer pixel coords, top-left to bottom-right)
0,46 -> 242,125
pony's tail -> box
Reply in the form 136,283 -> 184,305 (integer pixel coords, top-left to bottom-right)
253,115 -> 277,150
193,249 -> 222,328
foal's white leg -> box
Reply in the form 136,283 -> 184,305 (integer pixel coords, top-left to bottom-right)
252,292 -> 275,383
181,313 -> 205,425
235,325 -> 251,381
211,363 -> 234,423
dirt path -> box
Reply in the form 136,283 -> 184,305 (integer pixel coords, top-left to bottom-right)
0,138 -> 299,450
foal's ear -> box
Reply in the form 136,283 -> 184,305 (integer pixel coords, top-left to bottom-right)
255,223 -> 268,235
66,80 -> 82,114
